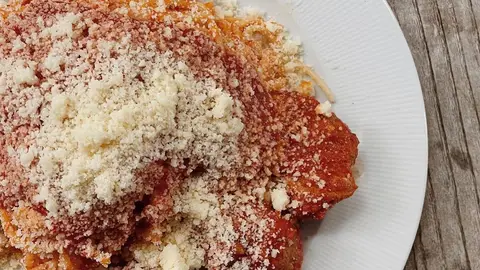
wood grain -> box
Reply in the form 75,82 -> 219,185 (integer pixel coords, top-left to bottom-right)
388,0 -> 480,269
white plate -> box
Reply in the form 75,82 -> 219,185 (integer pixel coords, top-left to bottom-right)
237,0 -> 428,269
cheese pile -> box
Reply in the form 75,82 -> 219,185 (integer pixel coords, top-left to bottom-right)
2,12 -> 244,217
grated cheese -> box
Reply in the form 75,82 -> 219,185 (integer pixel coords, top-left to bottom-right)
159,244 -> 189,270
11,37 -> 25,53
40,13 -> 81,39
0,253 -> 23,270
131,243 -> 164,269
271,187 -> 290,212
3,13 -> 245,216
18,147 -> 36,168
43,52 -> 63,73
13,63 -> 38,85
315,101 -> 333,117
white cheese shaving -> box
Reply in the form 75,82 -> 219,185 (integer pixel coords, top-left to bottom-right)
41,13 -> 81,38
43,52 -> 63,72
13,64 -> 38,85
11,37 -> 25,53
159,244 -> 189,270
315,101 -> 332,117
19,147 -> 36,168
132,243 -> 164,269
271,187 -> 290,212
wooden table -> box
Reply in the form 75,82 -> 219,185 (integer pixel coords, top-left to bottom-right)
387,0 -> 480,269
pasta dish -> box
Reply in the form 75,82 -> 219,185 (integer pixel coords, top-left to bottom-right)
0,0 -> 359,269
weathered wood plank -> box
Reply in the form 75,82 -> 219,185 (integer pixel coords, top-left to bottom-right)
434,0 -> 480,268
448,0 -> 480,201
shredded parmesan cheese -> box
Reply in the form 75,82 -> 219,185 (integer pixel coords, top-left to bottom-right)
0,13 -> 246,216
315,101 -> 333,117
159,244 -> 189,270
271,187 -> 290,212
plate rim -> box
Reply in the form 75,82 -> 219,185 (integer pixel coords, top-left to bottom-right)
381,0 -> 429,267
